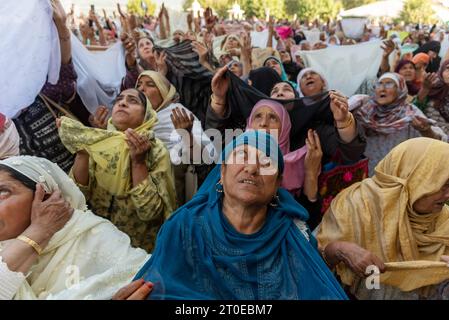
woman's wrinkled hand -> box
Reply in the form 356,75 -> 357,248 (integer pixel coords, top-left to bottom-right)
112,279 -> 153,300
89,106 -> 109,129
304,129 -> 323,177
171,107 -> 194,132
28,184 -> 73,239
126,129 -> 151,164
331,241 -> 386,277
329,91 -> 350,123
121,33 -> 137,68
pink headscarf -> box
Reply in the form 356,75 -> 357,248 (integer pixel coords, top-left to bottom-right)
247,100 -> 307,194
275,26 -> 293,40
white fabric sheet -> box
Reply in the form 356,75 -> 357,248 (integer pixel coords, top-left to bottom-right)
71,35 -> 126,114
298,40 -> 383,96
341,18 -> 367,39
0,0 -> 60,118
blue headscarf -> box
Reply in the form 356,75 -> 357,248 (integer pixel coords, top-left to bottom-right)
263,56 -> 298,90
134,131 -> 347,300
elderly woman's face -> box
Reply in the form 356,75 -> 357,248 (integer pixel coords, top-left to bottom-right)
270,83 -> 296,100
0,171 -> 33,241
399,63 -> 416,82
138,38 -> 154,61
225,36 -> 239,49
442,64 -> 449,84
265,59 -> 282,77
136,75 -> 163,110
229,62 -> 243,77
221,145 -> 280,207
173,30 -> 184,43
299,71 -> 325,97
249,106 -> 282,140
374,78 -> 399,106
413,179 -> 449,214
111,89 -> 146,131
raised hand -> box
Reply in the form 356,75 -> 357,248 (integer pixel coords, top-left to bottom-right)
88,106 -> 109,129
170,107 -> 194,132
51,0 -> 67,26
381,39 -> 395,57
304,129 -> 323,178
211,66 -> 230,99
422,72 -> 439,90
154,50 -> 168,76
329,91 -> 350,123
240,32 -> 252,60
121,33 -> 137,67
192,41 -> 209,64
204,7 -> 216,32
125,129 -> 151,164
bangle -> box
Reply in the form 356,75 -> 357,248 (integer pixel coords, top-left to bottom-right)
17,235 -> 43,255
335,113 -> 353,130
211,94 -> 226,106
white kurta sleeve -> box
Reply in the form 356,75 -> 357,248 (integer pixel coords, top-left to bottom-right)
0,256 -> 26,300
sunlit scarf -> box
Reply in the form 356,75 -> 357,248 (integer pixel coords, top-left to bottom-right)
58,97 -> 160,196
317,138 -> 449,294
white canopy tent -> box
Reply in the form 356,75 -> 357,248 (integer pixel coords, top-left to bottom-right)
339,0 -> 449,23
339,0 -> 404,19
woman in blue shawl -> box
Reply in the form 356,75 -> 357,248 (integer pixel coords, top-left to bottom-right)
263,56 -> 298,90
121,131 -> 346,300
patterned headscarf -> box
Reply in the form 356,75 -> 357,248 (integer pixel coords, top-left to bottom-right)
354,73 -> 424,135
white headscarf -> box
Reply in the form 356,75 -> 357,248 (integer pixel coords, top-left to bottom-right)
0,115 -> 20,159
296,67 -> 329,97
0,156 -> 148,300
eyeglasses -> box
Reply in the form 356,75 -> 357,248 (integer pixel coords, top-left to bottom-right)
374,82 -> 397,90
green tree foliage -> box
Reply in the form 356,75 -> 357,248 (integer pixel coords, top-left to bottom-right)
127,0 -> 156,16
340,0 -> 376,10
285,0 -> 341,21
183,0 -> 233,18
399,0 -> 436,24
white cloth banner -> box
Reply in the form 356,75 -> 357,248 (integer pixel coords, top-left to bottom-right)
341,18 -> 367,39
440,35 -> 449,59
298,40 -> 383,96
250,29 -> 278,49
303,30 -> 321,44
0,0 -> 60,118
71,35 -> 126,114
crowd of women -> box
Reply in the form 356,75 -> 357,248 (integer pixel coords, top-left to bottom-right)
2,0 -> 449,300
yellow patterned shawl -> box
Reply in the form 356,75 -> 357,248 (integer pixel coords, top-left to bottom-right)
58,97 -> 171,198
317,137 -> 449,293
